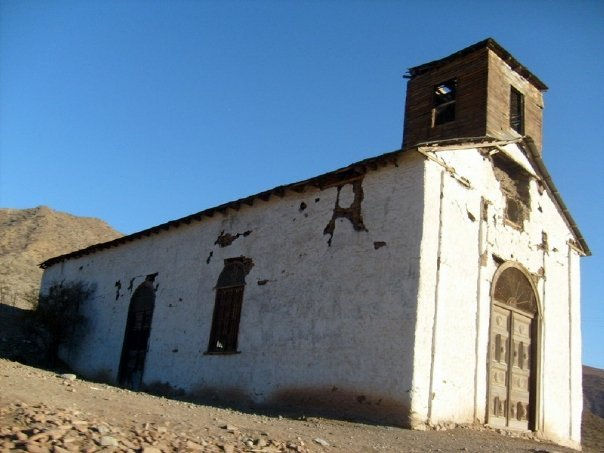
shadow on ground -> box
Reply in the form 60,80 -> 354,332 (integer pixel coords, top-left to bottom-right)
0,303 -> 46,367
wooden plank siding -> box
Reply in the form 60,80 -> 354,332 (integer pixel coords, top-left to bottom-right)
403,47 -> 545,155
403,48 -> 490,149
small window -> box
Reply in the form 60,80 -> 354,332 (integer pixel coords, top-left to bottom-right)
432,79 -> 457,126
510,87 -> 524,134
505,197 -> 523,225
207,260 -> 247,353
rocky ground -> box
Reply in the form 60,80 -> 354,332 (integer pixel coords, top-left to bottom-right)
0,359 -> 587,453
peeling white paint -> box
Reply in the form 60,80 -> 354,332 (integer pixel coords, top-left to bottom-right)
41,144 -> 583,448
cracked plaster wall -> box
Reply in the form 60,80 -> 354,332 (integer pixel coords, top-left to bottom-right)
41,151 -> 426,426
412,143 -> 582,448
40,143 -> 583,445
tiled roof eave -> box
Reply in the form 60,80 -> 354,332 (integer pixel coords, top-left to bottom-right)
39,149 -> 403,269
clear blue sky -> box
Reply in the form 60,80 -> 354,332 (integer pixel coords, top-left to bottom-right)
1,1 -> 602,367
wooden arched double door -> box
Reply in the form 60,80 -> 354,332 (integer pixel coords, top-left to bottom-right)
118,280 -> 155,390
488,263 -> 539,431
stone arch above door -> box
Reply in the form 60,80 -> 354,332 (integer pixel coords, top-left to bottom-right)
491,262 -> 539,316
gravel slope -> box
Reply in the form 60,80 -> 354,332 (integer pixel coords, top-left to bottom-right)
0,359 -> 585,453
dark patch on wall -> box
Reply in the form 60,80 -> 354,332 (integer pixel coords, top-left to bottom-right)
189,385 -> 254,409
531,268 -> 545,284
78,266 -> 83,271
206,251 -> 213,264
481,198 -> 490,221
492,254 -> 505,265
491,153 -> 531,228
373,241 -> 387,250
146,273 -> 158,282
539,231 -> 549,253
257,279 -> 269,286
114,281 -> 121,301
221,256 -> 255,280
172,349 -> 178,353
314,198 -> 320,203
299,202 -> 307,211
267,387 -> 410,427
181,385 -> 409,427
323,179 -> 368,246
128,278 -> 135,292
215,230 -> 252,247
467,211 -> 476,222
537,182 -> 545,195
143,381 -> 186,399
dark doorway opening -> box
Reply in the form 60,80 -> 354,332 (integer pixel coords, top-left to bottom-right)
118,278 -> 156,389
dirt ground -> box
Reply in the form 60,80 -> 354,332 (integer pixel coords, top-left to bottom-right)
0,359 -> 587,453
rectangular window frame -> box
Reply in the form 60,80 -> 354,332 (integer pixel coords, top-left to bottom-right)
206,284 -> 244,355
432,78 -> 457,127
510,86 -> 524,134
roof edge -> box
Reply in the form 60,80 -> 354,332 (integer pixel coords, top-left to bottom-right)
416,136 -> 589,256
519,137 -> 590,256
40,148 -> 405,269
40,136 -> 589,269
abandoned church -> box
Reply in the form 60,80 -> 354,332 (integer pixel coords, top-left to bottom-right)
40,39 -> 589,448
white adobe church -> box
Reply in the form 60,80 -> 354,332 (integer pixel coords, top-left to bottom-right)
40,39 -> 589,448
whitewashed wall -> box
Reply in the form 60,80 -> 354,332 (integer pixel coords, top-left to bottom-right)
411,144 -> 582,448
40,144 -> 583,446
41,152 -> 426,426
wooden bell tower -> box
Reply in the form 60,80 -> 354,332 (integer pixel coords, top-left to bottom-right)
402,38 -> 548,154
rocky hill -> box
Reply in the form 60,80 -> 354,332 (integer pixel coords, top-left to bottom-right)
584,365 -> 604,418
583,365 -> 604,451
0,206 -> 122,308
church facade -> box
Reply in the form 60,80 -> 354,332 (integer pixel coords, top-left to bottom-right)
40,39 -> 588,448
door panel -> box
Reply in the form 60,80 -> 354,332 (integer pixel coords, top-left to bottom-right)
488,306 -> 511,428
118,282 -> 155,390
508,312 -> 532,430
488,306 -> 533,430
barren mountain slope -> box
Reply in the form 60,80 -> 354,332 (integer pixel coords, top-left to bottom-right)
0,206 -> 122,307
582,365 -> 604,451
583,365 -> 604,418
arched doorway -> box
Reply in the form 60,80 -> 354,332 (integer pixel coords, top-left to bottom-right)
118,279 -> 156,389
487,263 -> 539,431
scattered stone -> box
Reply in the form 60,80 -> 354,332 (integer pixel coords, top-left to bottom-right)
313,437 -> 330,447
99,435 -> 118,447
95,425 -> 109,435
142,447 -> 162,453
60,374 -> 76,381
25,443 -> 50,453
255,438 -> 268,447
53,446 -> 71,453
185,440 -> 203,450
